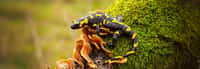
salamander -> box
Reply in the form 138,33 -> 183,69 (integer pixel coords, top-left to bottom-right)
70,11 -> 138,64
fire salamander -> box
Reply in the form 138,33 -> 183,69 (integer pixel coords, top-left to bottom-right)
70,11 -> 138,64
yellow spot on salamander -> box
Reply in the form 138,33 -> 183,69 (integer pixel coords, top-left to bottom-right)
103,20 -> 106,24
93,24 -> 97,27
110,58 -> 127,63
120,58 -> 127,63
131,33 -> 137,39
126,27 -> 131,31
105,14 -> 109,18
114,56 -> 123,59
106,21 -> 110,24
134,42 -> 139,47
84,18 -> 88,23
106,15 -> 109,18
126,51 -> 135,55
80,18 -> 88,27
96,14 -> 102,17
115,31 -> 120,34
112,19 -> 118,23
89,15 -> 94,19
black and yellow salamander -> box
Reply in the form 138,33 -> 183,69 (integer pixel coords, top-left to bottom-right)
70,11 -> 138,64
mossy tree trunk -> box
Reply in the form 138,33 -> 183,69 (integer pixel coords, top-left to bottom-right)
104,0 -> 200,69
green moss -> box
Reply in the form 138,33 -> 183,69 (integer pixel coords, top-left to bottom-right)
105,0 -> 200,69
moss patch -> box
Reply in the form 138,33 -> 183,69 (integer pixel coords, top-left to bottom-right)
105,0 -> 200,69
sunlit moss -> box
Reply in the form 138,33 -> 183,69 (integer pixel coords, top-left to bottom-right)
105,0 -> 200,69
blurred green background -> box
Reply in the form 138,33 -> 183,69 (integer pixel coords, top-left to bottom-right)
0,0 -> 113,69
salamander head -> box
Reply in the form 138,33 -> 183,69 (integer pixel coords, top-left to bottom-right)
70,16 -> 91,29
70,18 -> 84,29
